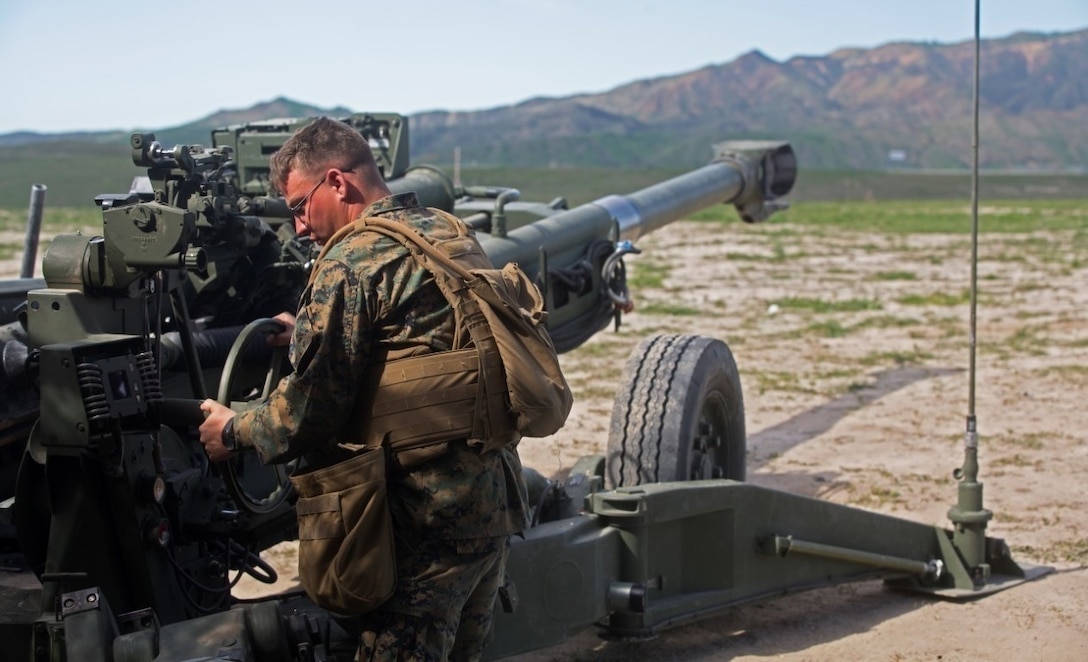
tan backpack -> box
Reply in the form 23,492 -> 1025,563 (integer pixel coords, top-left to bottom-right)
355,212 -> 573,453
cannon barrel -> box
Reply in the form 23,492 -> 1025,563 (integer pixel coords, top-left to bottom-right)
477,141 -> 796,276
388,164 -> 458,212
469,141 -> 795,353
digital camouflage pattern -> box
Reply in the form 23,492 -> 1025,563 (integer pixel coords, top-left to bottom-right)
355,537 -> 509,662
233,191 -> 529,539
233,192 -> 529,657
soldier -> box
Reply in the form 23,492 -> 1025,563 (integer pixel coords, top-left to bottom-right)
198,116 -> 529,661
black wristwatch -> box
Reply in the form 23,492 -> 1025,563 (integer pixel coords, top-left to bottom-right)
222,417 -> 239,452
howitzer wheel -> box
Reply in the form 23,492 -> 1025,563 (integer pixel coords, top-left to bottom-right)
217,318 -> 294,516
606,334 -> 745,487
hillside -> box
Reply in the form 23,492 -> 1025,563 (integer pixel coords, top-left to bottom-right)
2,29 -> 1086,173
1,98 -> 352,150
409,28 -> 1088,169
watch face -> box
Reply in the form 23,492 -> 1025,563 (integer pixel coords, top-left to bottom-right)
224,419 -> 237,451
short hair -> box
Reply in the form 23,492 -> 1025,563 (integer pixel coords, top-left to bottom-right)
270,116 -> 378,193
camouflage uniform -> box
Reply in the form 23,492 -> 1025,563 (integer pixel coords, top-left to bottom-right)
233,192 -> 530,661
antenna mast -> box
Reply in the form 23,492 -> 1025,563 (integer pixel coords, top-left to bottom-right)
947,0 -> 993,584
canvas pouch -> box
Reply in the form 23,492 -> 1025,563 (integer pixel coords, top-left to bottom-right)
289,446 -> 395,614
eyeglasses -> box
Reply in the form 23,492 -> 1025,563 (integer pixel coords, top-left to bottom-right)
287,173 -> 328,217
287,168 -> 355,217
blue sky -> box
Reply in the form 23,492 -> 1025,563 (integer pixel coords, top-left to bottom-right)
1,0 -> 1085,134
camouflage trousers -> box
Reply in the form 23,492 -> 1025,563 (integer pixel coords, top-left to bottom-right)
355,535 -> 510,662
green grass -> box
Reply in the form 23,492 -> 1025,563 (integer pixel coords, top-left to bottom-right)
637,302 -> 702,317
874,271 -> 918,281
990,454 -> 1043,469
1014,539 -> 1088,565
2,141 -> 1087,212
775,297 -> 883,313
626,260 -> 670,289
897,290 -> 971,306
0,141 -> 132,209
0,206 -> 102,233
857,349 -> 932,367
1040,364 -> 1088,382
807,320 -> 849,337
692,199 -> 1088,233
852,316 -> 923,330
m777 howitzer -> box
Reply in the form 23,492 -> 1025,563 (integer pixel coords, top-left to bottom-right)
0,113 -> 1045,662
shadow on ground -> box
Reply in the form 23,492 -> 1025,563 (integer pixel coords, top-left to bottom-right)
747,365 -> 961,470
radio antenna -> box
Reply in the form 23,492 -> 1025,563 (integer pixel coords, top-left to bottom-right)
967,1 -> 981,430
946,0 -> 992,584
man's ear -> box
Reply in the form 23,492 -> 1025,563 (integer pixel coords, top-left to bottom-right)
328,169 -> 354,202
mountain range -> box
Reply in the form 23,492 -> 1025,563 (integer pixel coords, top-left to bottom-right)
4,28 -> 1087,171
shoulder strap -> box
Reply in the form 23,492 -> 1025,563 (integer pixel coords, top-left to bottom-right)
355,214 -> 479,282
306,210 -> 476,288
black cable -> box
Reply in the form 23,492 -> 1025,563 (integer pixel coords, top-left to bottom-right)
220,538 -> 279,585
530,480 -> 560,527
162,546 -> 231,615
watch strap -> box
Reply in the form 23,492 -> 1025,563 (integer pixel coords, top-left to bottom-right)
222,417 -> 238,452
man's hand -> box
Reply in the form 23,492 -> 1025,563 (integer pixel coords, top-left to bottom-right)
199,399 -> 237,462
267,311 -> 296,347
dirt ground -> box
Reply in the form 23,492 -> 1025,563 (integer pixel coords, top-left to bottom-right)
7,212 -> 1087,660
506,216 -> 1088,661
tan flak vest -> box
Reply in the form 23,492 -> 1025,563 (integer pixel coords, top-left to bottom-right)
309,209 -> 572,466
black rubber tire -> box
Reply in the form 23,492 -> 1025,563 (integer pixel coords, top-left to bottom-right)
606,334 -> 746,487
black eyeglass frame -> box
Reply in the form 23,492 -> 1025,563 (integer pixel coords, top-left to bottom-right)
287,168 -> 356,216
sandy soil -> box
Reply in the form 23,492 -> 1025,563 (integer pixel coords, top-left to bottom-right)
510,216 -> 1088,661
8,214 -> 1087,660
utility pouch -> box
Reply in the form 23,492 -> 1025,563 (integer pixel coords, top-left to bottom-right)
289,446 -> 395,614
